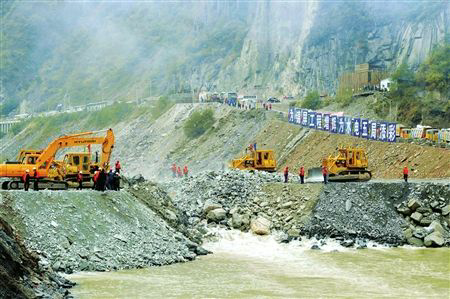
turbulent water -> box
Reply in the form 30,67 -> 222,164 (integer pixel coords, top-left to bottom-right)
69,230 -> 449,298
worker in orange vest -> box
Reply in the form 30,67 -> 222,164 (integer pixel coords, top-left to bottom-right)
183,165 -> 189,177
177,166 -> 182,178
322,166 -> 328,184
299,166 -> 305,184
284,166 -> 289,183
171,163 -> 177,178
403,166 -> 409,183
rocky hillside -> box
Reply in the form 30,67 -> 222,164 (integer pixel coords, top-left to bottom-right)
0,189 -> 207,274
1,1 -> 447,113
0,216 -> 74,298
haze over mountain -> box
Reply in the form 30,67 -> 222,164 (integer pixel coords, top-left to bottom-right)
1,0 -> 448,114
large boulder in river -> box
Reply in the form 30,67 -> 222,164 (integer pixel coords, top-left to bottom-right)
206,208 -> 226,222
424,231 -> 444,247
203,200 -> 222,215
250,216 -> 271,235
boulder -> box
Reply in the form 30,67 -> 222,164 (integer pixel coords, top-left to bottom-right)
341,239 -> 355,247
407,198 -> 421,211
428,221 -> 444,235
441,205 -> 450,216
413,227 -> 427,239
419,217 -> 432,226
203,200 -> 222,215
345,199 -> 352,212
287,228 -> 300,238
231,213 -> 249,230
424,231 -> 444,247
407,237 -> 424,247
403,228 -> 413,239
250,216 -> 271,235
397,206 -> 412,216
410,212 -> 423,222
206,208 -> 226,222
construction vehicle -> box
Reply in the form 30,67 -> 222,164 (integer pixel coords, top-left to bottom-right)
0,129 -> 115,190
230,147 -> 276,172
308,146 -> 372,182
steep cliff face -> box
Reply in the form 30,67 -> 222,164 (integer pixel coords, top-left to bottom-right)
1,1 -> 447,111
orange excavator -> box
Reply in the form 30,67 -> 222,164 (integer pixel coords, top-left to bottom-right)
0,129 -> 115,190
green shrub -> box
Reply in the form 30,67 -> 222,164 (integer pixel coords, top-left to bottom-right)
302,90 -> 321,110
152,96 -> 173,119
183,109 -> 215,138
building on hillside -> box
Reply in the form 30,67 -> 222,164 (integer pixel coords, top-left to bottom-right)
338,63 -> 389,94
86,101 -> 108,112
380,78 -> 392,91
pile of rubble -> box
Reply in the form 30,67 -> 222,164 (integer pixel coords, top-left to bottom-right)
164,171 -> 450,248
396,184 -> 450,247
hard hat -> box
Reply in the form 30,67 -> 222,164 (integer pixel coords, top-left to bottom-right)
99,167 -> 102,170
79,171 -> 82,173
33,167 -> 36,170
26,169 -> 29,172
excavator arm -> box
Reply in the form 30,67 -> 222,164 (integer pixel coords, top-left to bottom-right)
36,129 -> 115,173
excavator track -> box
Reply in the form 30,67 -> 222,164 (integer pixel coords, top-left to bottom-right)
1,179 -> 68,190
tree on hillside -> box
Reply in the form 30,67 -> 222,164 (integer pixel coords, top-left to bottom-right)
302,91 -> 321,110
183,109 -> 215,139
416,43 -> 450,93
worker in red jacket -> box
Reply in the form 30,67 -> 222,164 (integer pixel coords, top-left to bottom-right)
115,161 -> 121,173
77,171 -> 83,190
322,166 -> 328,184
22,170 -> 30,191
32,167 -> 39,191
171,163 -> 177,178
284,166 -> 289,183
183,165 -> 189,177
403,166 -> 409,183
299,166 -> 305,184
93,169 -> 100,190
177,166 -> 182,178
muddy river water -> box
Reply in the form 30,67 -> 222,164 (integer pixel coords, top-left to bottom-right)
69,230 -> 449,298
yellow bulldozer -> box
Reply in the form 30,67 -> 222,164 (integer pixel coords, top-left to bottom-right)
308,146 -> 372,182
230,147 -> 276,172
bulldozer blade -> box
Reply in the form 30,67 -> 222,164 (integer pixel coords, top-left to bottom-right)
307,167 -> 323,179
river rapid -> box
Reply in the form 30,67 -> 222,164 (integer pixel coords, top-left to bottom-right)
69,230 -> 449,298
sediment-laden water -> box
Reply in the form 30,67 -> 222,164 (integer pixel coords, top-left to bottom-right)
69,230 -> 450,298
